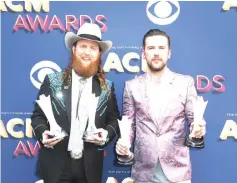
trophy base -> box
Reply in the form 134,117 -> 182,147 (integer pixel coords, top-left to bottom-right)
116,154 -> 135,166
82,132 -> 95,141
184,136 -> 204,148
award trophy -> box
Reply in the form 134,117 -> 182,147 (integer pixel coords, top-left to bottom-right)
116,116 -> 135,166
36,94 -> 68,140
184,96 -> 208,148
83,94 -> 99,141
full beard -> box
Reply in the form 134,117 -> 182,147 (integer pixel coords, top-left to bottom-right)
71,54 -> 100,78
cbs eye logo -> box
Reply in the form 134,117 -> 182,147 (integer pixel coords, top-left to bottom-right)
30,60 -> 62,89
146,0 -> 180,25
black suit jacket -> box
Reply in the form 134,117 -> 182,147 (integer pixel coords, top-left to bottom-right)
31,71 -> 120,183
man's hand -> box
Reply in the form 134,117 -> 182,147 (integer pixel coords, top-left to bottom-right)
190,121 -> 206,138
115,138 -> 131,156
86,128 -> 108,146
42,130 -> 63,149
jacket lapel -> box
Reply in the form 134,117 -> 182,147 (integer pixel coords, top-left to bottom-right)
140,73 -> 153,122
92,77 -> 101,128
92,76 -> 101,97
62,81 -> 72,124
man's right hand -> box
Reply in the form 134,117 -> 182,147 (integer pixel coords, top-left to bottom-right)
42,130 -> 63,149
115,138 -> 131,156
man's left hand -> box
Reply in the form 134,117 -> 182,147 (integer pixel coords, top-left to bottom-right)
86,128 -> 108,146
190,121 -> 206,138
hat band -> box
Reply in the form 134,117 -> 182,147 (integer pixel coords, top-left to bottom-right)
79,34 -> 102,41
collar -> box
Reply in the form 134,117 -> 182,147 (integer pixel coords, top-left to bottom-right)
72,69 -> 92,83
146,67 -> 175,84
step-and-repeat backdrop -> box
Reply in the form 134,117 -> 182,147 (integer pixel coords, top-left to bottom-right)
1,1 -> 237,183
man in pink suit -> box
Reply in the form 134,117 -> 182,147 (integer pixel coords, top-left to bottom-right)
115,29 -> 206,183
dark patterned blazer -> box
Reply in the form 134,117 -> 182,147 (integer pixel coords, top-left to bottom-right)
31,71 -> 120,183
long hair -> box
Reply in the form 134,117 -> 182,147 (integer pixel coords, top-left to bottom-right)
62,60 -> 72,87
96,60 -> 107,90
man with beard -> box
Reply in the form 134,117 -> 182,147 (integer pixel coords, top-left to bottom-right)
115,29 -> 206,183
31,23 -> 120,183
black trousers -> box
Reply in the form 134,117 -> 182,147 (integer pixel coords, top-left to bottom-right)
59,153 -> 87,183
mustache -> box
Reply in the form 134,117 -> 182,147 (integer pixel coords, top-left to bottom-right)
81,54 -> 92,59
152,57 -> 162,61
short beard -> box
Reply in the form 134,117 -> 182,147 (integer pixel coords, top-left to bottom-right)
71,53 -> 100,78
147,62 -> 166,72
